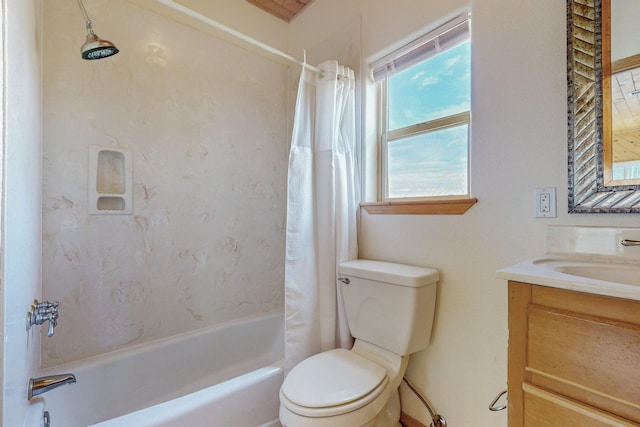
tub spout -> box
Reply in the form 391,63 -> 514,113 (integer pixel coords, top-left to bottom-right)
28,374 -> 76,400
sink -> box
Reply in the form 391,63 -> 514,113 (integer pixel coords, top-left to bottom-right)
532,258 -> 640,287
498,256 -> 640,301
497,225 -> 640,301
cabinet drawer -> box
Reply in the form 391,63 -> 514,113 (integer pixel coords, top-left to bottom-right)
524,384 -> 637,427
528,305 -> 640,422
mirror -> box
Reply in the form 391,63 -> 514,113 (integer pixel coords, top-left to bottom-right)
568,0 -> 640,212
605,0 -> 640,185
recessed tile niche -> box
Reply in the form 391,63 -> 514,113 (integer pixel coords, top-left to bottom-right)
88,145 -> 132,215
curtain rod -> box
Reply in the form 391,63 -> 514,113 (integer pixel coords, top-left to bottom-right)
155,0 -> 322,75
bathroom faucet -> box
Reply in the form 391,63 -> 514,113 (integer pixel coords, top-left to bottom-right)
26,299 -> 59,337
28,374 -> 76,400
621,239 -> 640,247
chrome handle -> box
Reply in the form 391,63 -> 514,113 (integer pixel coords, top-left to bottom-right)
337,277 -> 350,285
621,239 -> 640,247
488,389 -> 507,411
26,299 -> 59,336
46,315 -> 57,337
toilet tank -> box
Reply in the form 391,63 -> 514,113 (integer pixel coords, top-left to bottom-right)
338,259 -> 439,356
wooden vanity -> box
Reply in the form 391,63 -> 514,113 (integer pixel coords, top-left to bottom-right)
508,281 -> 640,426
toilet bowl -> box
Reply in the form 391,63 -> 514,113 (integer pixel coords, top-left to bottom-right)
279,260 -> 439,427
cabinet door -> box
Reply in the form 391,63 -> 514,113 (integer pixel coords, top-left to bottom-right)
527,304 -> 640,422
508,282 -> 640,427
524,384 -> 637,427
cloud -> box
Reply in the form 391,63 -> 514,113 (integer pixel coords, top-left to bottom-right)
419,75 -> 441,88
412,54 -> 469,88
444,55 -> 463,69
411,70 -> 440,88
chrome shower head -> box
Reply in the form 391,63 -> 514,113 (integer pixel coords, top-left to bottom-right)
76,0 -> 119,60
81,22 -> 119,60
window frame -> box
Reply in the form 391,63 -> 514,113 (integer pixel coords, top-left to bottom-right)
363,14 -> 477,215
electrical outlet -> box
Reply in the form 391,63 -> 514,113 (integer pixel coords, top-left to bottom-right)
540,193 -> 550,212
535,187 -> 556,218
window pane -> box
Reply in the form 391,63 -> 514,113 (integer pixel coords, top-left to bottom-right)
387,124 -> 468,198
388,40 -> 471,131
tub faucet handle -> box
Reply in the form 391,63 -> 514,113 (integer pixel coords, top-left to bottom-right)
26,299 -> 60,337
46,315 -> 57,337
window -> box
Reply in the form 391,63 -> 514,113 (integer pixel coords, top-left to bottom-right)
371,14 -> 472,205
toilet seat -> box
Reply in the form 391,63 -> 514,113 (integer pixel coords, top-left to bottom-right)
281,348 -> 389,417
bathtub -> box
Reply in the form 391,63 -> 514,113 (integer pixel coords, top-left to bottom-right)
37,313 -> 284,427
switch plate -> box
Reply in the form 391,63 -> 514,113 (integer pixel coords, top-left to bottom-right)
535,187 -> 557,218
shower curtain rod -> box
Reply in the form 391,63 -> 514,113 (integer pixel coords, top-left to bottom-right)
156,0 -> 323,75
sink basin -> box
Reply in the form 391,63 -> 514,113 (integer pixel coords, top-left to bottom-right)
498,256 -> 640,301
532,258 -> 640,287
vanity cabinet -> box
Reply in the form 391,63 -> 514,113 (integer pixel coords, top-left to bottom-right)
508,281 -> 640,426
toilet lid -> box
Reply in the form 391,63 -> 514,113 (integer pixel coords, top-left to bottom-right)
281,348 -> 387,409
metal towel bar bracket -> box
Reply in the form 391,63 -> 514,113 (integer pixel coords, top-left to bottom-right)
489,389 -> 507,411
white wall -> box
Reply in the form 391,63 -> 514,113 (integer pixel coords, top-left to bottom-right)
2,0 -> 43,424
41,0 -> 287,366
291,1 -> 640,426
127,0 -> 291,64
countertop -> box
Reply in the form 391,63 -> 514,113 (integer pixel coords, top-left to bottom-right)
497,257 -> 640,301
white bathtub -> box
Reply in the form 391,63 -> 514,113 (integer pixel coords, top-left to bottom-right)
37,313 -> 284,427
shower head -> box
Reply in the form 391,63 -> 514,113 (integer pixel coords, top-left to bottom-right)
81,22 -> 119,60
76,0 -> 119,60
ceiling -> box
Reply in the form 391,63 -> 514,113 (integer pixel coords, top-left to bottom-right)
246,0 -> 314,22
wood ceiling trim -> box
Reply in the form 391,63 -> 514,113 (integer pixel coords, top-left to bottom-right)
246,0 -> 314,22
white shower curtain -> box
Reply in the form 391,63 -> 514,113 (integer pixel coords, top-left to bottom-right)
284,60 -> 359,375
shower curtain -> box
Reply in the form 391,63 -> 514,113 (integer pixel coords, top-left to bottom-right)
284,60 -> 359,375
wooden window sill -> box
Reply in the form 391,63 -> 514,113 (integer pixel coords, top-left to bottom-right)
360,198 -> 478,215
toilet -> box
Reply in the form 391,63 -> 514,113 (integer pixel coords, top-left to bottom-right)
279,259 -> 439,427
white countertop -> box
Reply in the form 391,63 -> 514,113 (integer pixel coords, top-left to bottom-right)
497,257 -> 640,301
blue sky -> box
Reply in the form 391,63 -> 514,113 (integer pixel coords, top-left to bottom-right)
386,40 -> 471,198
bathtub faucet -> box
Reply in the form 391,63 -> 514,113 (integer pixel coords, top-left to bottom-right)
28,373 -> 76,400
26,299 -> 59,337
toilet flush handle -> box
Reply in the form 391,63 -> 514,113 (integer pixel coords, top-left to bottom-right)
337,277 -> 350,285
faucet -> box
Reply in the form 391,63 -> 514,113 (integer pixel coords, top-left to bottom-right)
621,239 -> 640,247
26,299 -> 59,337
28,374 -> 76,400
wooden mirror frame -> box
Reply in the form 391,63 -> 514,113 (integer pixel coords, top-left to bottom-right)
567,0 -> 640,213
